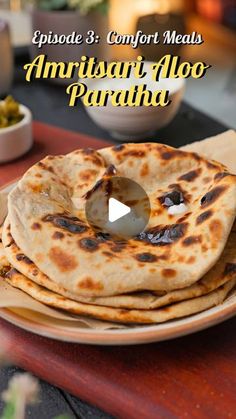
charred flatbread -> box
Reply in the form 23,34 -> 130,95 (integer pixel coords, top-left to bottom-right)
1,266 -> 234,325
6,143 -> 236,297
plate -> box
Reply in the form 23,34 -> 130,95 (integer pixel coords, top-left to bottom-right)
0,181 -> 236,345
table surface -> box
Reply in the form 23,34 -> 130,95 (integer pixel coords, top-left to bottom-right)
0,57 -> 234,419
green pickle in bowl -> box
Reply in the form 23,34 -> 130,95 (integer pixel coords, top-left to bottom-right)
0,96 -> 24,128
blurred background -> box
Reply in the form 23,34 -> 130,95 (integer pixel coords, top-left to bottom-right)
0,0 -> 235,137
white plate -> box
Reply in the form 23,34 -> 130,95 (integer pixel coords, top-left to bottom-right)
0,181 -> 235,345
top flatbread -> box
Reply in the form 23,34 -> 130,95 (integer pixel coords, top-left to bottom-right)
7,143 -> 236,297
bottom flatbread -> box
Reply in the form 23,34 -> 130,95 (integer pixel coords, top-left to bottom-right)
0,238 -> 235,324
2,221 -> 236,310
2,268 -> 235,324
0,243 -> 236,324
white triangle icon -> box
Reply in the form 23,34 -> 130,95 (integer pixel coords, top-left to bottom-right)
108,198 -> 131,223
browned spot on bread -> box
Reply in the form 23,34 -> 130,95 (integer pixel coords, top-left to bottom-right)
113,144 -> 124,152
214,172 -> 229,181
187,256 -> 196,264
57,295 -> 67,302
0,266 -> 10,277
110,243 -> 126,252
49,247 -> 78,272
35,173 -> 42,178
102,251 -> 116,258
179,169 -> 201,182
161,268 -> 176,278
31,222 -> 41,230
207,161 -> 218,170
223,263 -> 236,277
79,238 -> 99,252
84,153 -> 103,167
138,223 -> 188,246
83,178 -> 107,200
104,164 -> 117,176
161,150 -> 183,160
47,165 -> 55,174
201,244 -> 208,252
82,148 -> 94,155
5,239 -> 15,248
209,219 -> 223,244
16,254 -> 33,264
151,209 -> 163,217
135,253 -> 157,263
5,268 -> 18,278
178,255 -> 184,262
196,210 -> 213,225
178,212 -> 192,223
191,152 -> 201,161
38,161 -> 55,174
37,161 -> 47,169
182,235 -> 202,246
149,268 -> 156,273
52,231 -> 65,240
27,183 -> 43,193
159,305 -> 172,313
140,162 -> 149,177
95,232 -> 111,242
118,308 -> 129,315
159,190 -> 184,208
201,186 -> 227,208
168,184 -> 191,201
79,277 -> 104,291
32,268 -> 39,276
35,253 -> 44,263
168,183 -> 181,189
43,214 -> 88,234
124,150 -> 146,158
79,169 -> 97,181
203,176 -> 211,184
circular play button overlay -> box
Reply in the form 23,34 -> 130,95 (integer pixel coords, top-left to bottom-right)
85,176 -> 151,239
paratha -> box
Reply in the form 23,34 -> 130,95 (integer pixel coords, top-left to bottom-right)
7,143 -> 236,297
3,219 -> 236,310
0,259 -> 234,325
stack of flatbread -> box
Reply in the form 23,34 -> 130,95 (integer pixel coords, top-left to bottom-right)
1,135 -> 236,324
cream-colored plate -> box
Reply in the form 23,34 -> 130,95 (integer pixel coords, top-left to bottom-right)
0,181 -> 236,345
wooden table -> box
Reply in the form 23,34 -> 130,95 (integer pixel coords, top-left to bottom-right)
0,119 -> 236,419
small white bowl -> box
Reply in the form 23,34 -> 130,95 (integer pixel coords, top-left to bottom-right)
0,103 -> 33,163
82,62 -> 185,141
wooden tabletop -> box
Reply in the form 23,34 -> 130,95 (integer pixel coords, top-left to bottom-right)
0,121 -> 235,419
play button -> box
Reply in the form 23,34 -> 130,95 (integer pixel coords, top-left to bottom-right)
108,198 -> 131,222
85,176 -> 151,239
